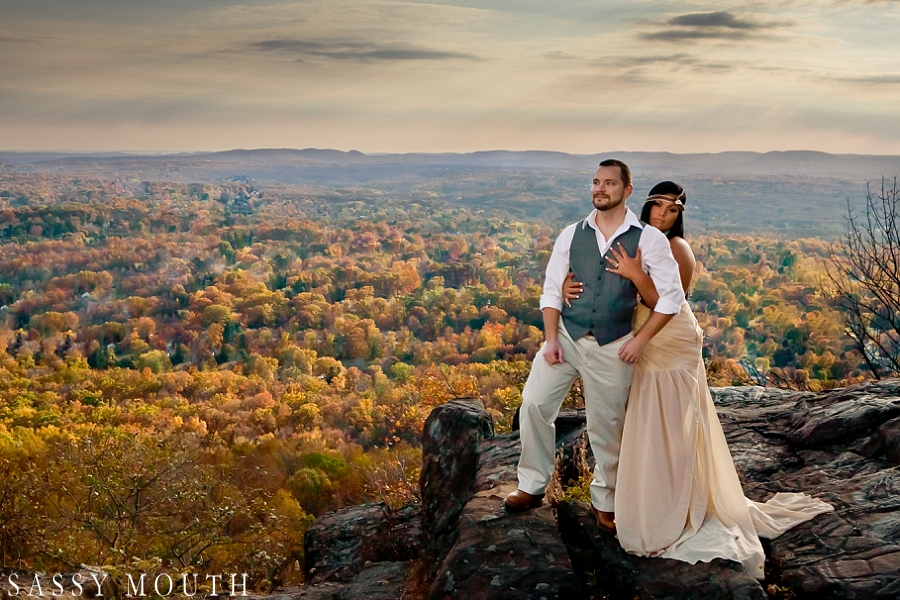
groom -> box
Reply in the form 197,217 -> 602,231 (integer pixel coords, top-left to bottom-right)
504,159 -> 684,532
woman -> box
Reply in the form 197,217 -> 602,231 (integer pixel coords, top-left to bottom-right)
563,182 -> 832,579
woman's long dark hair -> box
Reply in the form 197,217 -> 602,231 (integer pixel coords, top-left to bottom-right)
640,181 -> 685,239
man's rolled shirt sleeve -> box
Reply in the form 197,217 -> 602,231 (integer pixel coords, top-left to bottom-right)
639,227 -> 685,315
539,224 -> 577,312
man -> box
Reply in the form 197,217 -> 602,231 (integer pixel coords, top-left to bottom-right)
504,159 -> 684,532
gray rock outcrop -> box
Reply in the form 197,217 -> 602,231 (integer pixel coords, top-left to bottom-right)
556,501 -> 765,600
280,379 -> 900,599
719,381 -> 900,599
303,502 -> 420,584
419,399 -> 495,578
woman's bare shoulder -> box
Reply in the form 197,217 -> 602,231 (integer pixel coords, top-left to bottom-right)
669,236 -> 694,260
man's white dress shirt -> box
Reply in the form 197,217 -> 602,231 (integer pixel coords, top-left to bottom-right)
539,207 -> 684,316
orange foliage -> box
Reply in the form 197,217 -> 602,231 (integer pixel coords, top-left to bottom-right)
0,173 -> 871,588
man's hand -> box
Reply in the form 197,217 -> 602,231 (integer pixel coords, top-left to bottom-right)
542,338 -> 564,364
618,336 -> 647,364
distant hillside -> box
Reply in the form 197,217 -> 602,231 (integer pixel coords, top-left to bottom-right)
2,148 -> 898,178
1,148 -> 897,236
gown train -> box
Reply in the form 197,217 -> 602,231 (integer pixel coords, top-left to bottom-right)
614,302 -> 833,579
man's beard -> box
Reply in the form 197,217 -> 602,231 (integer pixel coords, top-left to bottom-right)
592,192 -> 625,211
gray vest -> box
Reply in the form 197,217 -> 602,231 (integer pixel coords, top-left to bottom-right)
561,220 -> 643,346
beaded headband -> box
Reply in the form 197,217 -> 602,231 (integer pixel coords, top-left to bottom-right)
646,192 -> 686,209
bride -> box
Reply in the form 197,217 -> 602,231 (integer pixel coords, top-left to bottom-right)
563,181 -> 832,578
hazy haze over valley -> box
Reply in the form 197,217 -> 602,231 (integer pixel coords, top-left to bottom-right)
2,149 -> 897,236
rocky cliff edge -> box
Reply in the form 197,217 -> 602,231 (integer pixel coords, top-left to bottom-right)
271,380 -> 900,599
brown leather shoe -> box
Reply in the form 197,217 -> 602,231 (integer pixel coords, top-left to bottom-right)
504,489 -> 544,512
589,505 -> 617,534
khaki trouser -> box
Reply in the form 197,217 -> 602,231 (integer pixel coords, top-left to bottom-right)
516,323 -> 633,512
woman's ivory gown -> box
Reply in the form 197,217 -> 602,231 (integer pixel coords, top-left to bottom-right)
615,302 -> 833,579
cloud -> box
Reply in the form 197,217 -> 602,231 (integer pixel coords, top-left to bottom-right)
642,29 -> 751,41
603,53 -> 735,72
641,11 -> 795,42
667,12 -> 764,29
0,33 -> 43,44
544,50 -> 580,60
825,73 -> 900,84
250,38 -> 480,62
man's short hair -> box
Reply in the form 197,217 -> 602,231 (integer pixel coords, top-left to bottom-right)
598,159 -> 632,187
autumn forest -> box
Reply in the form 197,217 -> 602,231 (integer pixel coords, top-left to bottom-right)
0,163 -> 883,593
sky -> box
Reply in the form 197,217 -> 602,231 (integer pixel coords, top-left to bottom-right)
1,0 -> 900,154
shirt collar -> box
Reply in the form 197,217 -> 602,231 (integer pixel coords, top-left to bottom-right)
582,207 -> 644,231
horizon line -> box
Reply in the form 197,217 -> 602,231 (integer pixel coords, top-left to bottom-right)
3,147 -> 900,158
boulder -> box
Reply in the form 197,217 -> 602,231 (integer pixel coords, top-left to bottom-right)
862,415 -> 900,464
303,502 -> 420,584
253,582 -> 343,600
335,562 -> 411,600
258,562 -> 411,600
428,409 -> 586,599
287,379 -> 900,600
556,501 -> 766,600
787,381 -> 900,447
419,398 -> 494,573
719,380 -> 900,599
431,484 -> 583,600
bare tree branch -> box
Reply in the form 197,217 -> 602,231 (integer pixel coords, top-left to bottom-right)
823,178 -> 900,378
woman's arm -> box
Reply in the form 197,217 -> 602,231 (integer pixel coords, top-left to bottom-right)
561,249 -> 659,308
670,237 -> 696,295
562,271 -> 582,307
564,237 -> 695,307
618,311 -> 675,363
